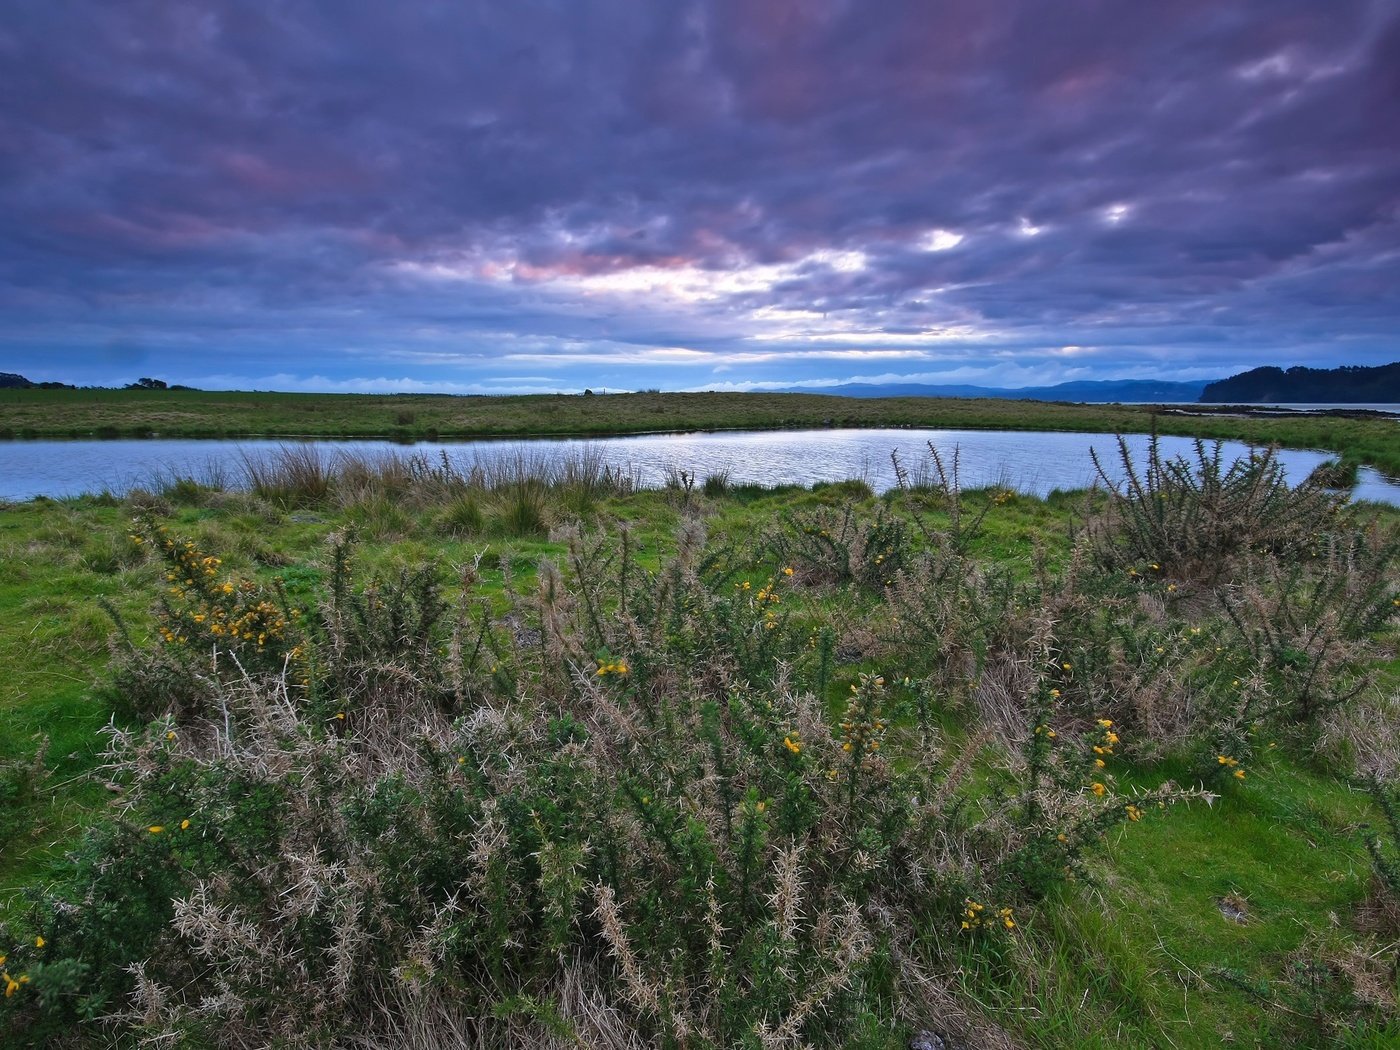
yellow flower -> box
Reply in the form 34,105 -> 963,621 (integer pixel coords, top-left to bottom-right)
1094,759 -> 1105,769
180,819 -> 191,831
1125,805 -> 1142,822
782,566 -> 794,576
335,712 -> 346,720
1097,718 -> 1113,728
1062,662 -> 1072,671
1057,833 -> 1067,843
148,825 -> 164,834
1234,769 -> 1246,780
1049,688 -> 1061,698
755,801 -> 766,813
783,736 -> 801,755
1091,782 -> 1106,797
165,730 -> 176,741
34,936 -> 44,949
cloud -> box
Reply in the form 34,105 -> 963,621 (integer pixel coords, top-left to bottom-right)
0,0 -> 1396,392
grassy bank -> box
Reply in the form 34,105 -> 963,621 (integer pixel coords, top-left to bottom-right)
1,444 -> 1397,1048
3,387 -> 1399,476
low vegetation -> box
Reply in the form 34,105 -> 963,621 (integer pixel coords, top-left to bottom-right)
0,440 -> 1397,1048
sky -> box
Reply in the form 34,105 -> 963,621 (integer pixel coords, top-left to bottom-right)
2,1 -> 1398,395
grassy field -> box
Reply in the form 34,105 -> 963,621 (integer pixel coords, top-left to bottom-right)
1,444 -> 1397,1047
3,387 -> 1400,475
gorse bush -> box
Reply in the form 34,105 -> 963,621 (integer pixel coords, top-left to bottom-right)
4,509 -> 1206,1049
1365,776 -> 1400,903
4,444 -> 1395,1048
1089,435 -> 1345,585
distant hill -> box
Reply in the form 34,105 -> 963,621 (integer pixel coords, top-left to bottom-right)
787,379 -> 1211,403
1200,363 -> 1400,403
0,372 -> 76,390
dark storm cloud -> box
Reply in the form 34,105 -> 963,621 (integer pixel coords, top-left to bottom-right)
1,0 -> 1396,391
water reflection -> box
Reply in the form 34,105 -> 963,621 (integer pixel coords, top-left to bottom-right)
1,428 -> 1397,506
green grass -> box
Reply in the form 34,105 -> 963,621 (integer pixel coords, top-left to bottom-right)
3,387 -> 1399,475
1,468 -> 1396,1046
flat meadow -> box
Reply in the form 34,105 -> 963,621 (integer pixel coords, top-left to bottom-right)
0,438 -> 1397,1048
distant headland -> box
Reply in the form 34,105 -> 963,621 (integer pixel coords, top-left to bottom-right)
1198,363 -> 1400,403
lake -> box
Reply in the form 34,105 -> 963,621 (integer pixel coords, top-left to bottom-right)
2,428 -> 1398,506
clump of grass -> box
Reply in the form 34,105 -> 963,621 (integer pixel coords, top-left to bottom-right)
436,492 -> 485,537
0,740 -> 49,853
241,444 -> 333,507
490,480 -> 550,537
701,469 -> 731,498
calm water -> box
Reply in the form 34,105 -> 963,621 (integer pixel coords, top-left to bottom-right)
1,428 -> 1398,506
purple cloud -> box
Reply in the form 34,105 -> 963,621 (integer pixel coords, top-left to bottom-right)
1,0 -> 1396,392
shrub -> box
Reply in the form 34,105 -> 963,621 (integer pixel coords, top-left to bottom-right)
5,512 -> 1213,1048
1088,435 -> 1345,585
1364,776 -> 1400,903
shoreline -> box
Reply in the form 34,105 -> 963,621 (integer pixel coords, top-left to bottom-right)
3,389 -> 1398,476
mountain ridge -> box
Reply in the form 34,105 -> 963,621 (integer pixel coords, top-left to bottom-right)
778,379 -> 1212,402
